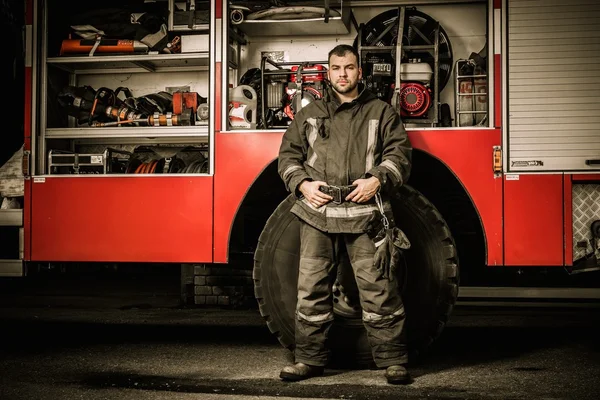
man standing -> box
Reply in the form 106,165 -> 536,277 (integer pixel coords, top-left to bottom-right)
277,44 -> 413,384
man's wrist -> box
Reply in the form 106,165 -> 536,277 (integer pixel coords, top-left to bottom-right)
369,176 -> 382,192
367,169 -> 386,192
296,179 -> 311,197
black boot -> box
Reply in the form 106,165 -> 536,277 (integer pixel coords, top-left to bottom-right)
384,364 -> 412,384
280,362 -> 324,381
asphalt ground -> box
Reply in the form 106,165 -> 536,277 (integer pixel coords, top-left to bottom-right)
1,268 -> 599,400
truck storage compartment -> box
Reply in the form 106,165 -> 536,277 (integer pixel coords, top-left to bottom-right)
28,0 -> 215,264
38,0 -> 212,175
506,0 -> 600,172
226,1 -> 489,130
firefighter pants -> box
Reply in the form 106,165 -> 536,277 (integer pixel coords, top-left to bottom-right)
294,221 -> 408,368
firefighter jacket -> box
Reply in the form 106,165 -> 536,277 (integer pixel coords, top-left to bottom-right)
278,84 -> 412,233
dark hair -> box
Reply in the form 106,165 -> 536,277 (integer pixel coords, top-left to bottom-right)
328,44 -> 359,65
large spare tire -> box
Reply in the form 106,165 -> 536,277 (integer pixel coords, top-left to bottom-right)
253,184 -> 459,367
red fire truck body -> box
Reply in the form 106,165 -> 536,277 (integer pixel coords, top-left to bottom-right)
21,0 -> 597,268
9,0 -> 599,361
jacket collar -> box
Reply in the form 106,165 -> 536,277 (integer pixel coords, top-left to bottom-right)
325,83 -> 377,107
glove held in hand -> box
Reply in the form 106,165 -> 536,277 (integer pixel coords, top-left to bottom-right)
373,227 -> 411,281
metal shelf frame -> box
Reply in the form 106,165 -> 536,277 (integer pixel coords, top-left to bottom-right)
45,126 -> 209,140
0,209 -> 24,277
0,209 -> 22,227
454,58 -> 488,127
47,53 -> 210,75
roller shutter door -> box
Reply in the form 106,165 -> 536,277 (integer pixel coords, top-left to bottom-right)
508,0 -> 600,172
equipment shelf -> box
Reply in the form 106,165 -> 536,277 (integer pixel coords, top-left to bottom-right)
46,52 -> 210,74
0,209 -> 22,227
45,126 -> 209,139
0,209 -> 23,277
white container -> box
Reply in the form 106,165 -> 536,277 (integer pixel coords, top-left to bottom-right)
228,85 -> 257,129
400,60 -> 433,83
181,34 -> 209,53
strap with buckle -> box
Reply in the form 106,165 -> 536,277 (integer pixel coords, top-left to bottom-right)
319,185 -> 357,204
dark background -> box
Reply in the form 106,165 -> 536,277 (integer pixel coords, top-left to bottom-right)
0,0 -> 24,167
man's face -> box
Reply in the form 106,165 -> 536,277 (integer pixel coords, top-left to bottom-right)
327,52 -> 362,96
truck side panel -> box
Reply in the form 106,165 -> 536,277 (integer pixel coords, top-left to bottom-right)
30,177 -> 213,262
215,128 -> 503,266
503,173 -> 563,266
410,129 -> 503,266
213,131 -> 283,263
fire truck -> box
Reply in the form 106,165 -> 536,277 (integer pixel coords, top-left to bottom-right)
1,0 -> 598,365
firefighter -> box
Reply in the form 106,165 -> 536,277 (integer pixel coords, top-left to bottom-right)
277,44 -> 413,384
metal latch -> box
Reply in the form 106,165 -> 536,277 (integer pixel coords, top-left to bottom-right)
493,146 -> 502,178
22,150 -> 31,179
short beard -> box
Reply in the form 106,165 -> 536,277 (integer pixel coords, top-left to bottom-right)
332,80 -> 358,94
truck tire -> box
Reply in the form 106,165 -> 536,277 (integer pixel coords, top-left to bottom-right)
253,184 -> 459,367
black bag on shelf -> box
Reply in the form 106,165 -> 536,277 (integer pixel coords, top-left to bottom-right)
68,5 -> 170,52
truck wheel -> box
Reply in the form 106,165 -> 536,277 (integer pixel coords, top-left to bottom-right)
253,184 -> 459,367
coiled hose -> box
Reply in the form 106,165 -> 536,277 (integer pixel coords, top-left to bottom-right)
128,156 -> 207,174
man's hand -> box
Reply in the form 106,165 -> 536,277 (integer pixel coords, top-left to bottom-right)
299,180 -> 333,208
346,176 -> 381,203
